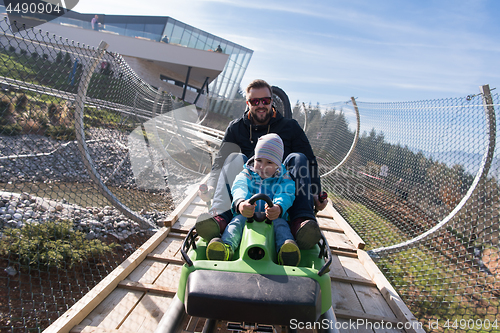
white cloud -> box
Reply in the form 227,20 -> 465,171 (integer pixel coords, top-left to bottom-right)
71,0 -> 500,104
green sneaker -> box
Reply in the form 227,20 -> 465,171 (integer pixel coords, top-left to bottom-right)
278,239 -> 301,266
206,237 -> 233,261
195,213 -> 227,241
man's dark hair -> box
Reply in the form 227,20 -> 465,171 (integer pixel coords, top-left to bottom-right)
245,79 -> 272,97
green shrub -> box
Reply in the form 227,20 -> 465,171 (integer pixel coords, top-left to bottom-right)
56,51 -> 63,63
15,93 -> 28,111
0,123 -> 22,135
0,98 -> 13,124
64,52 -> 71,65
48,103 -> 60,123
0,220 -> 118,269
45,124 -> 76,140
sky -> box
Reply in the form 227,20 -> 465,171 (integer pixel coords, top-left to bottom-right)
39,0 -> 500,105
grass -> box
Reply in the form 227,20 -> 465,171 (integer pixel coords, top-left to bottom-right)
378,245 -> 500,331
84,106 -> 136,131
329,193 -> 408,249
0,50 -> 76,90
329,192 -> 500,331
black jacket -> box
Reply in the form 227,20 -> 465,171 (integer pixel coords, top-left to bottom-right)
208,108 -> 321,195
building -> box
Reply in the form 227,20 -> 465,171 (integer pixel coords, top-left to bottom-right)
1,5 -> 253,114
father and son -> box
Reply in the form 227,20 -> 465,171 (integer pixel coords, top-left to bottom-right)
195,79 -> 328,267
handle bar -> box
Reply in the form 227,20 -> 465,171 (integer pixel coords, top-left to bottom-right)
247,193 -> 273,222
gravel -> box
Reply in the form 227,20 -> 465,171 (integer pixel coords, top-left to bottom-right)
0,128 -> 205,240
0,191 -> 164,240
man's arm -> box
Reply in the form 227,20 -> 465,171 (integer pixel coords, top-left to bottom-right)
291,121 -> 322,195
206,124 -> 240,189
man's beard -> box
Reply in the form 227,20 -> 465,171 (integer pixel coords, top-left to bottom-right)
252,108 -> 271,125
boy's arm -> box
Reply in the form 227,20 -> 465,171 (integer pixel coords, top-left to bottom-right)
231,169 -> 252,214
272,173 -> 296,217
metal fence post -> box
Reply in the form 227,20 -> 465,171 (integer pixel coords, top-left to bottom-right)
74,40 -> 155,229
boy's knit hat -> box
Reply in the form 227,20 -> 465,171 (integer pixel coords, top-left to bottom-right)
254,133 -> 284,166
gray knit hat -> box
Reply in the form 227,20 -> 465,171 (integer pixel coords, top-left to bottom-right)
254,133 -> 284,166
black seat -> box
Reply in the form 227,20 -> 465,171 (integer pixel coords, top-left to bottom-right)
185,270 -> 322,325
272,86 -> 292,119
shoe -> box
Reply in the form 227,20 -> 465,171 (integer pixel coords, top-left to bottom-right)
206,237 -> 233,261
291,217 -> 321,250
278,239 -> 301,266
195,213 -> 228,241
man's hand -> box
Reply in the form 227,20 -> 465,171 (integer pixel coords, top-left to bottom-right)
239,200 -> 256,218
313,194 -> 328,212
198,184 -> 214,202
265,204 -> 281,221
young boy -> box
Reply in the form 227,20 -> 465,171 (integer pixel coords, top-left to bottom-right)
201,133 -> 301,266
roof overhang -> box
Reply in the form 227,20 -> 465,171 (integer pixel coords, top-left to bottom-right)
35,21 -> 229,93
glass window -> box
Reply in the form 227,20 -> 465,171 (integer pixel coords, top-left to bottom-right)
170,24 -> 185,45
144,24 -> 164,35
224,44 -> 234,56
206,37 -> 214,51
181,28 -> 193,47
219,77 -> 230,98
188,31 -> 199,48
126,23 -> 145,32
114,23 -> 127,29
195,33 -> 208,50
123,29 -> 136,38
106,24 -> 126,35
212,39 -> 222,52
218,42 -> 228,54
232,50 -> 243,66
241,52 -> 252,69
228,54 -> 238,67
234,64 -> 246,86
163,21 -> 174,40
178,26 -> 190,46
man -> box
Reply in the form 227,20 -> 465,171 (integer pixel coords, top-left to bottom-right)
91,15 -> 99,31
196,79 -> 328,249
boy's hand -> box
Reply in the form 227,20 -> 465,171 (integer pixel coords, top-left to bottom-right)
239,200 -> 256,218
265,204 -> 281,221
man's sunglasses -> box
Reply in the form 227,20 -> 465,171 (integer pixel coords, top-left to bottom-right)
247,97 -> 272,106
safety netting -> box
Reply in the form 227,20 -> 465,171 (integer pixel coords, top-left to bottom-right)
304,92 -> 499,331
0,17 -> 212,331
0,14 -> 499,333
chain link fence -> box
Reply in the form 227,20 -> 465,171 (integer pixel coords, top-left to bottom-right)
0,18 -> 214,331
307,90 -> 499,331
1,14 -> 499,333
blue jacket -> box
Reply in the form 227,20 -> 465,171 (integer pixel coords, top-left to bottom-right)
207,108 -> 321,196
231,157 -> 296,220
